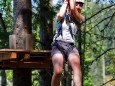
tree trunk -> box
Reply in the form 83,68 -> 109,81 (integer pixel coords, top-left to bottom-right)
39,0 -> 53,50
102,55 -> 105,84
1,70 -> 6,86
39,0 -> 53,86
0,13 -> 7,32
12,0 -> 32,86
78,23 -> 84,86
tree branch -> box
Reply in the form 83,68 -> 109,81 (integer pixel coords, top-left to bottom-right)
91,47 -> 115,64
101,12 -> 115,32
84,4 -> 115,22
100,78 -> 115,86
0,13 -> 7,32
93,33 -> 115,39
93,12 -> 115,28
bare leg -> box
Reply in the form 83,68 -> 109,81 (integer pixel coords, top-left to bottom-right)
51,53 -> 64,86
68,53 -> 82,86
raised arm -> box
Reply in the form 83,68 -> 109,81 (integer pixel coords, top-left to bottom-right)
56,0 -> 69,21
69,0 -> 83,23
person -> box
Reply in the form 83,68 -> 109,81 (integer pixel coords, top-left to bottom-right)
51,0 -> 84,86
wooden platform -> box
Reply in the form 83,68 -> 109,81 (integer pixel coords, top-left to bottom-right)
0,49 -> 52,69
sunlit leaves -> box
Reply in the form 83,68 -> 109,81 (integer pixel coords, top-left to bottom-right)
83,0 -> 115,85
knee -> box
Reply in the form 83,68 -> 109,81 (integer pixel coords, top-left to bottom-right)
54,68 -> 63,77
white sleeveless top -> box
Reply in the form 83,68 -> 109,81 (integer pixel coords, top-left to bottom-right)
53,14 -> 82,44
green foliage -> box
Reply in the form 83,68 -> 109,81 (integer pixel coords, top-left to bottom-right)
0,0 -> 13,48
0,0 -> 13,32
84,74 -> 93,86
0,32 -> 10,48
83,0 -> 115,85
32,70 -> 40,86
0,0 -> 13,85
6,70 -> 13,80
32,0 -> 40,49
105,51 -> 115,75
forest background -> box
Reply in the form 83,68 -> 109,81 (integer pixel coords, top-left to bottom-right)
0,0 -> 115,86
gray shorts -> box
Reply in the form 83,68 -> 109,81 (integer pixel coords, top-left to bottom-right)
51,40 -> 79,62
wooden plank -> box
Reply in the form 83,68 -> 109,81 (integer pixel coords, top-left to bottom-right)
30,50 -> 51,53
0,49 -> 51,60
0,49 -> 52,69
0,52 -> 17,61
0,49 -> 51,53
0,51 -> 31,61
0,49 -> 30,52
1,61 -> 52,69
24,53 -> 30,59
